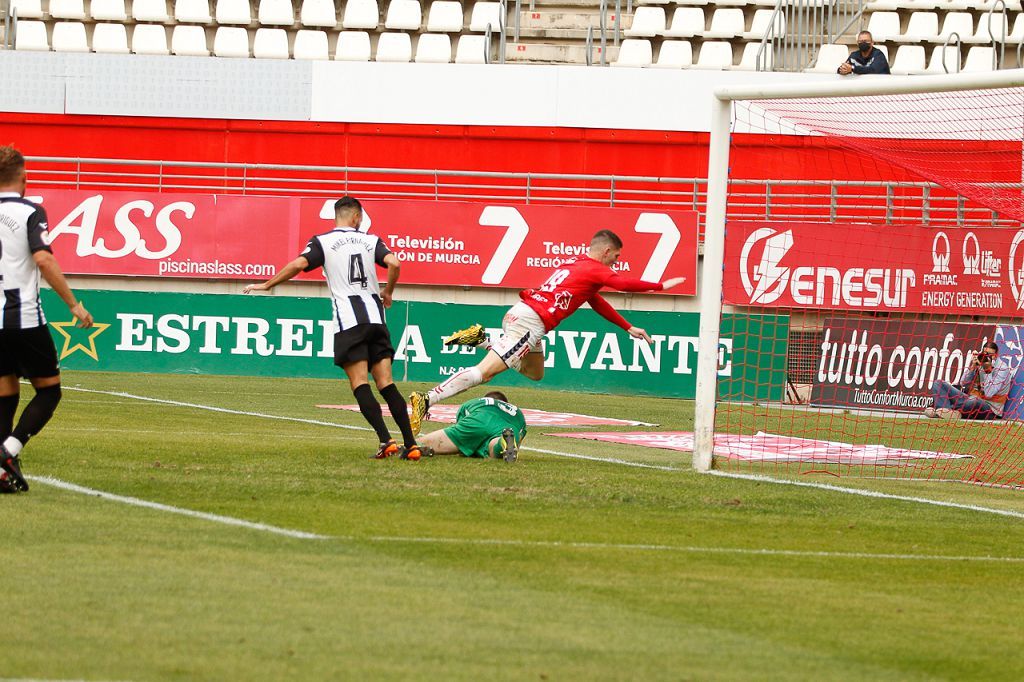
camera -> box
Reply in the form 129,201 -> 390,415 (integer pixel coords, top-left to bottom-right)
977,351 -> 993,364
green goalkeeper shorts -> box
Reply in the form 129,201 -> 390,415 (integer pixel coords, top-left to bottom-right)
444,410 -> 523,458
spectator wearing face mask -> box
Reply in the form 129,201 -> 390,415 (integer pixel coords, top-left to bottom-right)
838,30 -> 890,75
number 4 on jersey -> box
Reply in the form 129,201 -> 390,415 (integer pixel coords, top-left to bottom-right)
349,253 -> 368,288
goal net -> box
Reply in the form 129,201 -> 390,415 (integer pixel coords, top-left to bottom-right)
694,71 -> 1024,489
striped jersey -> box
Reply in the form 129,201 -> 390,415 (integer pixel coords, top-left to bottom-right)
301,227 -> 392,333
0,192 -> 52,330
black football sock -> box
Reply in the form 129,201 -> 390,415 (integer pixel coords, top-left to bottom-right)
353,383 -> 391,444
379,383 -> 416,448
11,384 -> 62,447
0,394 -> 19,441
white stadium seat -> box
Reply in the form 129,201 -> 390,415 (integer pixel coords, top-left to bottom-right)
213,26 -> 249,56
258,0 -> 294,24
426,1 -> 464,32
52,21 -> 88,51
92,22 -> 130,53
965,12 -> 1009,43
216,0 -> 252,25
976,0 -> 1022,11
925,44 -> 960,73
962,45 -> 995,72
300,0 -> 337,27
652,39 -> 692,68
469,2 -> 502,32
693,40 -> 732,69
663,8 -> 704,38
737,41 -> 773,70
132,24 -> 170,54
625,7 -> 665,37
253,27 -> 289,57
866,11 -> 901,42
901,0 -> 938,9
335,30 -> 371,59
385,0 -> 422,30
293,29 -> 329,58
90,0 -> 127,20
455,34 -> 488,62
806,43 -> 849,72
704,8 -> 744,39
342,0 -> 379,29
375,31 -> 412,60
175,0 -> 212,23
1009,14 -> 1024,43
934,12 -> 973,43
742,9 -> 785,40
896,12 -> 938,42
132,0 -> 170,22
414,32 -> 451,62
9,0 -> 43,19
612,38 -> 653,67
171,24 -> 210,55
49,0 -> 86,20
14,20 -> 49,50
890,44 -> 925,73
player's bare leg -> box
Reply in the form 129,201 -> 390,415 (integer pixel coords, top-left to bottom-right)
517,351 -> 545,381
416,428 -> 458,456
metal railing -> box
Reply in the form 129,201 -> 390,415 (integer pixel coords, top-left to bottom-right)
767,0 -> 864,72
25,156 -> 1019,229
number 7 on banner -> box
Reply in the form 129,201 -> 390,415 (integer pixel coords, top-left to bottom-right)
479,206 -> 530,285
634,213 -> 680,283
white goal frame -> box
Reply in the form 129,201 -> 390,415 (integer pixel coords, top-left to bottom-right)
692,69 -> 1024,472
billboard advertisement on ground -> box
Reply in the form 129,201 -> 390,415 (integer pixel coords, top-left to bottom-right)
29,190 -> 699,294
42,289 -> 786,401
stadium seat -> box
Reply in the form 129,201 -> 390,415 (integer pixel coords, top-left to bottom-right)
258,0 -> 294,24
965,12 -> 1009,43
253,27 -> 289,57
736,41 -> 773,70
175,0 -> 213,23
90,0 -> 127,20
865,0 -> 904,10
300,0 -> 337,27
934,12 -> 973,43
132,24 -> 170,54
901,0 -> 938,9
385,0 -> 422,30
14,20 -> 49,50
890,44 -> 925,72
693,40 -> 733,69
414,32 -> 451,62
635,0 -> 669,5
52,21 -> 88,51
375,31 -> 412,60
8,0 -> 43,19
704,8 -> 744,39
426,1 -> 464,32
342,0 -> 379,29
742,9 -> 785,40
712,0 -> 747,7
895,12 -> 938,42
171,24 -> 209,55
663,7 -> 705,38
976,0 -> 1022,10
454,33 -> 488,62
335,30 -> 371,59
293,29 -> 329,58
925,43 -> 960,72
962,45 -> 995,71
213,26 -> 249,56
806,43 -> 848,72
652,39 -> 692,67
49,0 -> 86,20
866,11 -> 901,42
611,38 -> 653,66
216,0 -> 252,25
92,22 -> 130,52
625,7 -> 665,37
469,2 -> 502,32
132,0 -> 170,22
1009,14 -> 1024,42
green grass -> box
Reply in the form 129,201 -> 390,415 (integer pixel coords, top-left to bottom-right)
4,370 -> 1024,681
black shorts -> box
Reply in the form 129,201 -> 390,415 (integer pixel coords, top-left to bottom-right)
0,326 -> 60,379
334,324 -> 395,368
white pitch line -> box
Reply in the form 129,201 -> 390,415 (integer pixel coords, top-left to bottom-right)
29,476 -> 330,540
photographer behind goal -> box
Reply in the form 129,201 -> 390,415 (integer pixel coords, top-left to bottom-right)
925,342 -> 1012,420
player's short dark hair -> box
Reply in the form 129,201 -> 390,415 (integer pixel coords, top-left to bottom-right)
591,229 -> 623,250
334,195 -> 362,216
857,30 -> 873,40
0,145 -> 26,186
485,390 -> 509,403
984,341 -> 999,354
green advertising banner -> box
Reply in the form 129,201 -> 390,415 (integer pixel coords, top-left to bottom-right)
42,290 -> 788,401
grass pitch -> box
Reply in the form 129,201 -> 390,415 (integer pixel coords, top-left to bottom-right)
4,370 -> 1024,681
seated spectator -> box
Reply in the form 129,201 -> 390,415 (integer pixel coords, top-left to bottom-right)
838,31 -> 890,75
924,342 -> 1011,420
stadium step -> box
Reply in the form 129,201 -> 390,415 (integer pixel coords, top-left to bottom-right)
505,39 -> 619,64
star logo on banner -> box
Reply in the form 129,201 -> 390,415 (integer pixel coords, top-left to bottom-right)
49,319 -> 111,361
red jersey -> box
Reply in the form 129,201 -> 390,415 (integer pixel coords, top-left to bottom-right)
519,256 -> 663,331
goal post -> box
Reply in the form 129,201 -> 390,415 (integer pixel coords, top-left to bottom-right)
694,69 -> 1024,483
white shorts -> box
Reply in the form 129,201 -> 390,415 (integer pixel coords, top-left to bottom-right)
491,302 -> 546,370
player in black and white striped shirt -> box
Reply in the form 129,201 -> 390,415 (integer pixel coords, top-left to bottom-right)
0,146 -> 94,492
244,196 -> 423,461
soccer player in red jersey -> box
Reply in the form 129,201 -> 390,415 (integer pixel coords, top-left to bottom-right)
408,229 -> 686,434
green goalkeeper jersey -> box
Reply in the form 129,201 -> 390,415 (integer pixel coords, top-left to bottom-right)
444,397 -> 528,458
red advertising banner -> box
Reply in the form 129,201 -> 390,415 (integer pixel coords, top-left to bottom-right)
724,221 -> 1024,316
30,190 -> 698,294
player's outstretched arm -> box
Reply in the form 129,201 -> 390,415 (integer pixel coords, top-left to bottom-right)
380,253 -> 401,308
661,277 -> 687,291
589,294 -> 653,344
243,257 -> 308,294
33,250 -> 93,328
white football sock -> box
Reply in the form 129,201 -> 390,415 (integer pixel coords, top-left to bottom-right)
428,367 -> 483,404
3,436 -> 23,456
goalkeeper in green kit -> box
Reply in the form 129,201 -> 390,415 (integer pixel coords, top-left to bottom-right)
417,391 -> 527,463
